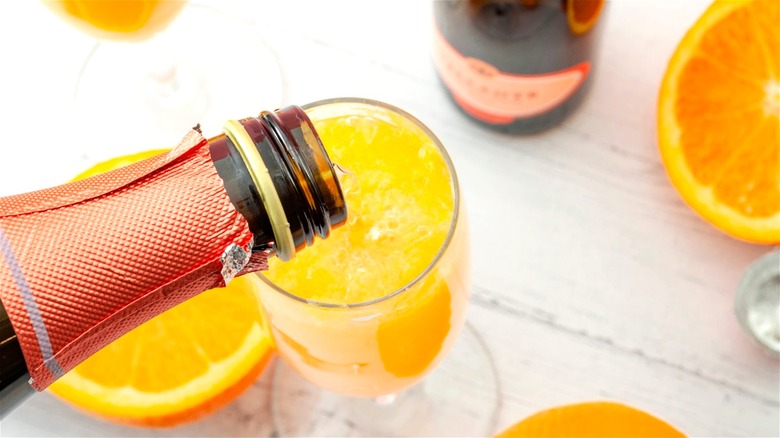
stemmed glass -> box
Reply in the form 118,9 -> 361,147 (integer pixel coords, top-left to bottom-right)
41,0 -> 283,160
255,98 -> 499,436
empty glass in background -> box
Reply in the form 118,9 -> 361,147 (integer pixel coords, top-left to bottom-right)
255,98 -> 499,437
41,0 -> 283,159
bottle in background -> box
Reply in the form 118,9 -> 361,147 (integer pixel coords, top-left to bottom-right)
433,0 -> 606,134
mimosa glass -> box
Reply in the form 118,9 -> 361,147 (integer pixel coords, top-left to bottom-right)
256,98 -> 499,436
42,0 -> 283,161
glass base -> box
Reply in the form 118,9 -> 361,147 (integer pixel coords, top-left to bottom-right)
271,322 -> 500,437
74,3 -> 284,161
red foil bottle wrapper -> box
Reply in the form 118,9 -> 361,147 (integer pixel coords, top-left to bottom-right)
0,131 -> 267,390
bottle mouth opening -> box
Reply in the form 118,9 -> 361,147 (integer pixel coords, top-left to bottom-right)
268,106 -> 348,236
221,118 -> 296,260
210,105 -> 347,262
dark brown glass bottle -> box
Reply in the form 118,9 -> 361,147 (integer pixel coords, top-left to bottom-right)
433,0 -> 606,134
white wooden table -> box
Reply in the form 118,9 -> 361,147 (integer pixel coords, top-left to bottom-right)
0,1 -> 777,436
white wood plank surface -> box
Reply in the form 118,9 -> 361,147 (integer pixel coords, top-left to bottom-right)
0,0 -> 777,437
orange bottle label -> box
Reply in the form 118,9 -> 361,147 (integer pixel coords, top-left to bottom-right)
433,28 -> 590,124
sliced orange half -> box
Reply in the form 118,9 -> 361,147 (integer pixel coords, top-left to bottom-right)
48,150 -> 274,427
658,0 -> 780,243
495,401 -> 685,438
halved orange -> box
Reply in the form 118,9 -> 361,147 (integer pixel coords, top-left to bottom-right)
495,401 -> 685,437
658,0 -> 780,244
567,0 -> 605,35
48,150 -> 274,427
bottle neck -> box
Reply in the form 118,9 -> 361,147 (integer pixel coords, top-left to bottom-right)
209,106 -> 347,262
0,106 -> 347,416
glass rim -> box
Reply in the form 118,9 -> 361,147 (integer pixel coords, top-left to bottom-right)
257,97 -> 462,309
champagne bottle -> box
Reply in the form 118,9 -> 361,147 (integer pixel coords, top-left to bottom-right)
433,0 -> 606,134
0,105 -> 346,419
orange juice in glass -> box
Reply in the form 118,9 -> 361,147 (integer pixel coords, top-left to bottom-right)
42,0 -> 187,41
257,98 -> 471,402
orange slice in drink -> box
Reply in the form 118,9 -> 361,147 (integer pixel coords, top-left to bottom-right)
48,150 -> 274,427
495,401 -> 685,437
567,0 -> 605,35
658,0 -> 780,244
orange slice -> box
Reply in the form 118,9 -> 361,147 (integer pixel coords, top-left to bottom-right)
48,150 -> 274,427
567,0 -> 605,35
658,0 -> 780,243
495,401 -> 685,437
